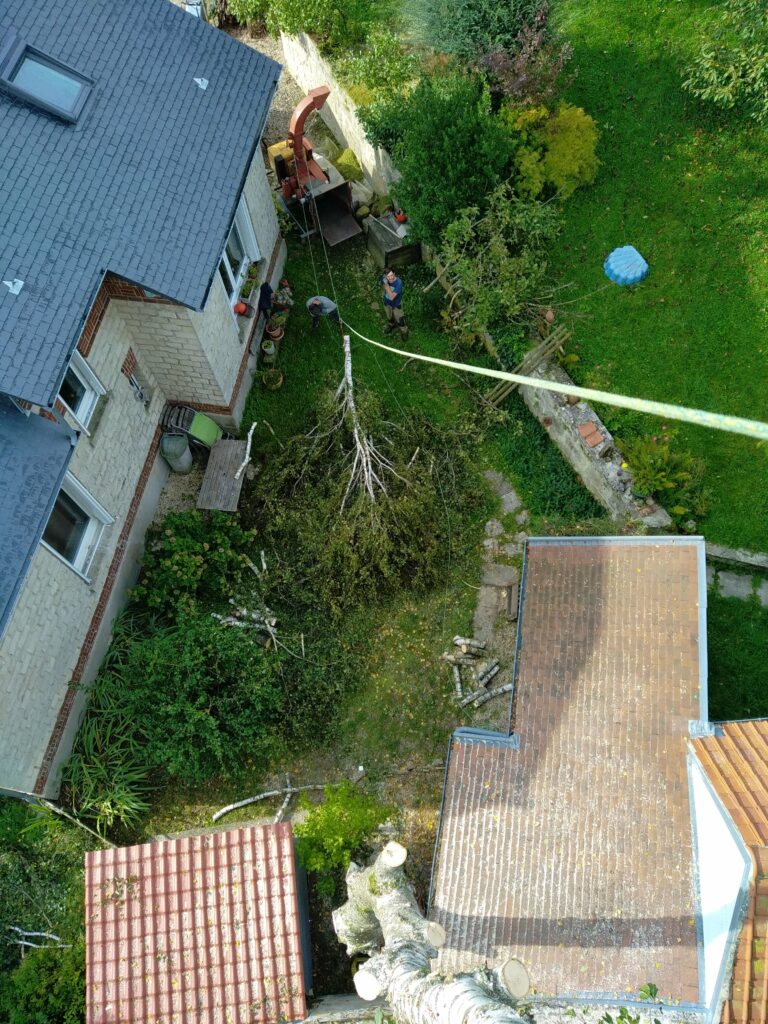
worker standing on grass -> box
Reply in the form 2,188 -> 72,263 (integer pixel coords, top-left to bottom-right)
381,268 -> 408,340
306,295 -> 340,332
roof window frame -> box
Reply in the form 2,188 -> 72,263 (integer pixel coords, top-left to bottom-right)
0,29 -> 92,123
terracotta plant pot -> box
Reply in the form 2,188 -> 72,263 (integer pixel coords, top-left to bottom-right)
265,325 -> 284,342
262,368 -> 284,391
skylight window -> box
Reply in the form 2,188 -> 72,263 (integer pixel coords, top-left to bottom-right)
11,54 -> 85,114
0,30 -> 92,122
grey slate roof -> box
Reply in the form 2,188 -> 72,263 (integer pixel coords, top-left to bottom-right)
0,397 -> 76,635
0,0 -> 280,406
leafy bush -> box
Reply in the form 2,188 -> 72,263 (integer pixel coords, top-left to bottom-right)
244,389 -> 484,618
619,429 -> 710,524
266,0 -> 380,51
388,72 -> 515,245
0,801 -> 86,1023
228,0 -> 269,27
294,781 -> 396,874
480,3 -> 573,105
434,180 -> 561,350
683,0 -> 768,124
0,938 -> 85,1024
508,102 -> 599,198
406,0 -> 541,62
131,510 -> 257,619
358,93 -> 407,151
334,30 -> 419,93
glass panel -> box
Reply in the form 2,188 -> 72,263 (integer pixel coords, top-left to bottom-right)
59,367 -> 86,414
12,55 -> 84,113
219,258 -> 234,299
225,223 -> 245,283
43,490 -> 89,564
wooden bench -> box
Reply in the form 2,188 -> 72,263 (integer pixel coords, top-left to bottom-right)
197,439 -> 249,512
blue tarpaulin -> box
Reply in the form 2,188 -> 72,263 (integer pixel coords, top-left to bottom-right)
604,246 -> 649,285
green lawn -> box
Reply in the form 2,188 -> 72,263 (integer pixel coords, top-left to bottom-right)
551,0 -> 768,550
708,591 -> 768,720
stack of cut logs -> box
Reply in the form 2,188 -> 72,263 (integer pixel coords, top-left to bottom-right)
441,636 -> 513,708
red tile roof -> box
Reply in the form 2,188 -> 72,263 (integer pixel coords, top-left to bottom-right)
693,721 -> 768,1024
85,823 -> 307,1024
430,539 -> 704,1002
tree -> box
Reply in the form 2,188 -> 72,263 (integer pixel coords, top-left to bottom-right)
390,72 -> 515,246
333,842 -> 528,1024
406,0 -> 541,63
683,0 -> 768,124
434,180 -> 560,356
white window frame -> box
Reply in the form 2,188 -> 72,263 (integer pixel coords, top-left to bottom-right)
41,472 -> 114,581
58,351 -> 106,432
218,195 -> 261,306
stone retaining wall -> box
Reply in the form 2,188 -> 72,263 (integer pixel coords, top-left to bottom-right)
279,32 -> 399,194
519,363 -> 673,529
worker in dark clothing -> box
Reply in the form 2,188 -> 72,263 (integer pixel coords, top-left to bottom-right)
381,268 -> 407,340
306,295 -> 340,332
257,281 -> 273,319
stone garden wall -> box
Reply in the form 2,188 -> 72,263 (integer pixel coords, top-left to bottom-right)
519,363 -> 673,529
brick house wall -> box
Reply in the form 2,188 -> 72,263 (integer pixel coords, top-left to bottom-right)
0,304 -> 166,797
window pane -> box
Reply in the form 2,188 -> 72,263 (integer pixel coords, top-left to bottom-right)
225,223 -> 244,283
12,55 -> 84,114
219,258 -> 235,298
43,490 -> 89,563
59,368 -> 86,414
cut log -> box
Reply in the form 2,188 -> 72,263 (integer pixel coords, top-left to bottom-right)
472,682 -> 515,708
335,844 -> 528,1024
452,665 -> 463,698
453,636 -> 486,651
476,661 -> 500,687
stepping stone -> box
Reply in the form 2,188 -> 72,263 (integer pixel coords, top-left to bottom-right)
706,564 -> 716,588
515,510 -> 529,526
482,564 -> 519,589
501,542 -> 523,557
718,571 -> 754,600
485,519 -> 504,537
482,538 -> 499,556
759,579 -> 768,607
473,586 -> 502,645
501,491 -> 522,514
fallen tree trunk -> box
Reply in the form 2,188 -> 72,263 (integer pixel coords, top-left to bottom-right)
333,843 -> 528,1024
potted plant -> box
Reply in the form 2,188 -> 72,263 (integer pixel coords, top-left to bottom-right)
260,336 -> 277,365
261,367 -> 284,391
240,279 -> 255,299
265,313 -> 286,341
247,261 -> 261,280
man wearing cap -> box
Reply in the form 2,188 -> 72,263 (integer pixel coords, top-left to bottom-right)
306,295 -> 340,332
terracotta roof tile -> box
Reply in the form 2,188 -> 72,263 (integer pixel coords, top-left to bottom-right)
693,721 -> 768,1024
85,823 -> 307,1024
431,539 -> 703,1002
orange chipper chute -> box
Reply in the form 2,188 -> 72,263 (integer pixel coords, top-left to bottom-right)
287,85 -> 331,191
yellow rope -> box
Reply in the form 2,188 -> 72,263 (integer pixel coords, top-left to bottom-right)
342,325 -> 768,442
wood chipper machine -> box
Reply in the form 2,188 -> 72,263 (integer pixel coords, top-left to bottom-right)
267,86 -> 362,246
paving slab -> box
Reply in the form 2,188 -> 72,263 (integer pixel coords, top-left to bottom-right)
482,564 -> 519,588
759,579 -> 768,607
718,571 -> 755,600
501,491 -> 522,514
485,519 -> 504,537
706,564 -> 716,588
472,587 -> 501,645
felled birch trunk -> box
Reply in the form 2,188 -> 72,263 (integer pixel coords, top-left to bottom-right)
333,842 -> 528,1024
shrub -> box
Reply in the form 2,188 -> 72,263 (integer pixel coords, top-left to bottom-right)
389,72 -> 515,245
683,0 -> 768,124
228,0 -> 269,28
105,616 -> 284,785
334,30 -> 419,93
332,147 -> 364,182
434,180 -> 561,350
479,3 -> 573,105
266,0 -> 380,51
619,430 -> 710,525
358,93 -> 407,151
508,102 -> 599,198
131,510 -> 257,619
294,781 -> 397,874
406,0 -> 541,62
0,938 -> 85,1024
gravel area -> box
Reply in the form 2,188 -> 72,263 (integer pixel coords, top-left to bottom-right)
227,28 -> 305,147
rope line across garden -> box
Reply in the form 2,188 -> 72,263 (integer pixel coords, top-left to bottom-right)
340,323 -> 768,442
